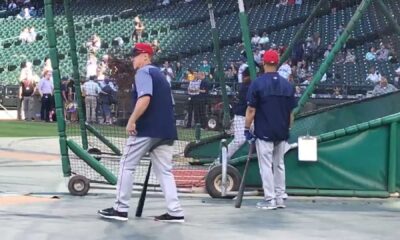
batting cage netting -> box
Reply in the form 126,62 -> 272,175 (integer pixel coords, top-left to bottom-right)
63,50 -> 239,194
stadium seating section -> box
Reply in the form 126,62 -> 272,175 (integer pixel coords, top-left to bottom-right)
0,0 -> 399,94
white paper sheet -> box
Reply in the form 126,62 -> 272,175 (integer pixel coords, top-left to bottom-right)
298,136 -> 318,162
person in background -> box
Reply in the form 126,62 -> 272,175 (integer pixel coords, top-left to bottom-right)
161,61 -> 175,85
225,67 -> 251,160
19,70 -> 36,121
19,28 -> 30,43
132,16 -> 145,42
185,69 -> 196,82
199,59 -> 211,78
371,76 -> 397,96
42,57 -> 52,77
186,72 -> 202,128
174,62 -> 184,82
38,70 -> 54,122
394,67 -> 400,88
86,54 -> 98,79
365,47 -> 376,61
365,66 -> 381,84
278,60 -> 292,79
27,27 -> 36,43
99,79 -> 115,125
82,75 -> 104,124
344,49 -> 356,64
197,71 -> 209,129
376,43 -> 389,61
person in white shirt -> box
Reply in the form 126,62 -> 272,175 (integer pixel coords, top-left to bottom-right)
259,32 -> 270,47
365,67 -> 381,84
27,27 -> 37,43
19,28 -> 30,43
278,60 -> 292,79
86,54 -> 98,79
237,61 -> 248,84
394,67 -> 400,88
251,33 -> 261,46
160,61 -> 174,85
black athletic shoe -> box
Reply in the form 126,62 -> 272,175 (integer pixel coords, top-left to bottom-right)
154,213 -> 185,223
98,207 -> 128,221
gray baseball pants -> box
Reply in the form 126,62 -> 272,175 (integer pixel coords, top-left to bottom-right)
114,136 -> 184,217
255,139 -> 288,201
227,115 -> 246,159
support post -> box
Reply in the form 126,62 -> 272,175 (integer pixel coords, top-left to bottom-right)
64,0 -> 88,149
207,0 -> 230,128
293,0 -> 374,116
388,122 -> 397,193
280,0 -> 326,65
44,0 -> 71,177
238,0 -> 257,80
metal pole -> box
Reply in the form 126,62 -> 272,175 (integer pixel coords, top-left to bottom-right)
238,0 -> 256,80
388,122 -> 397,193
293,0 -> 374,116
44,0 -> 71,177
63,0 -> 88,149
279,0 -> 326,65
221,139 -> 228,197
207,0 -> 230,128
375,0 -> 400,36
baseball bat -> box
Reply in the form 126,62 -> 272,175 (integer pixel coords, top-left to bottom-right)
235,143 -> 255,208
135,161 -> 152,217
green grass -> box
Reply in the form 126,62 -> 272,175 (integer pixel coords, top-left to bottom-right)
0,121 -> 58,137
0,121 -> 222,140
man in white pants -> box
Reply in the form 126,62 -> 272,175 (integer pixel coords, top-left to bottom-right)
98,43 -> 184,222
245,50 -> 296,210
226,67 -> 251,160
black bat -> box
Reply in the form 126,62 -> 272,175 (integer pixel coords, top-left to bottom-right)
135,162 -> 152,217
235,143 -> 255,208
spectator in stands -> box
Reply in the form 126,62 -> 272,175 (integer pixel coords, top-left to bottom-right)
237,60 -> 248,85
27,27 -> 36,43
8,0 -> 17,10
151,39 -> 161,54
387,44 -> 398,63
291,40 -> 304,66
161,61 -> 174,84
344,49 -> 356,64
304,37 -> 314,65
199,59 -> 211,78
366,66 -> 381,84
288,0 -> 295,5
186,72 -> 202,128
278,60 -> 292,79
86,34 -> 101,53
323,44 -> 333,59
330,0 -> 341,14
225,67 -> 236,82
38,70 -> 54,122
336,24 -> 344,40
295,0 -> 302,5
82,75 -> 104,123
19,69 -> 36,121
365,47 -> 377,61
185,69 -> 196,81
371,76 -> 397,96
86,54 -> 98,79
19,28 -> 30,43
132,16 -> 145,43
259,32 -> 270,49
376,43 -> 389,61
335,50 -> 345,64
251,33 -> 261,47
394,67 -> 400,88
16,7 -> 31,19
296,61 -> 307,83
174,61 -> 184,82
276,0 -> 288,7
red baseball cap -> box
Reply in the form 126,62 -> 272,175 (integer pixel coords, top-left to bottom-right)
131,43 -> 154,57
263,50 -> 279,64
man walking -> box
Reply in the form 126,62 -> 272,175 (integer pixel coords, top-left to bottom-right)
19,74 -> 36,121
98,43 -> 184,222
245,50 -> 297,210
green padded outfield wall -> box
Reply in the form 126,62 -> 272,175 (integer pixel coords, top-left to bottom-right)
186,91 -> 400,160
235,125 -> 392,192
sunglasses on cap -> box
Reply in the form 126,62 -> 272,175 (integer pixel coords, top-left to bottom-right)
131,48 -> 150,58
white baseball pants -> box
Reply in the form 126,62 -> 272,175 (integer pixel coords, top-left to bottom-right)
227,115 -> 246,159
114,136 -> 184,217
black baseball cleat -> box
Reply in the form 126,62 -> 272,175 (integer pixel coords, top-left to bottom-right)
98,207 -> 128,221
154,213 -> 185,223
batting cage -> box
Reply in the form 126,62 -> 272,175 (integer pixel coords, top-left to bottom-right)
45,0 -> 400,199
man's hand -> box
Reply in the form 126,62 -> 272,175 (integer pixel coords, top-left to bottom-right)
126,121 -> 137,136
244,128 -> 256,144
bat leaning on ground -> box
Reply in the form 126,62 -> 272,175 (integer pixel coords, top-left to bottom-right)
235,143 -> 255,208
135,161 -> 152,217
